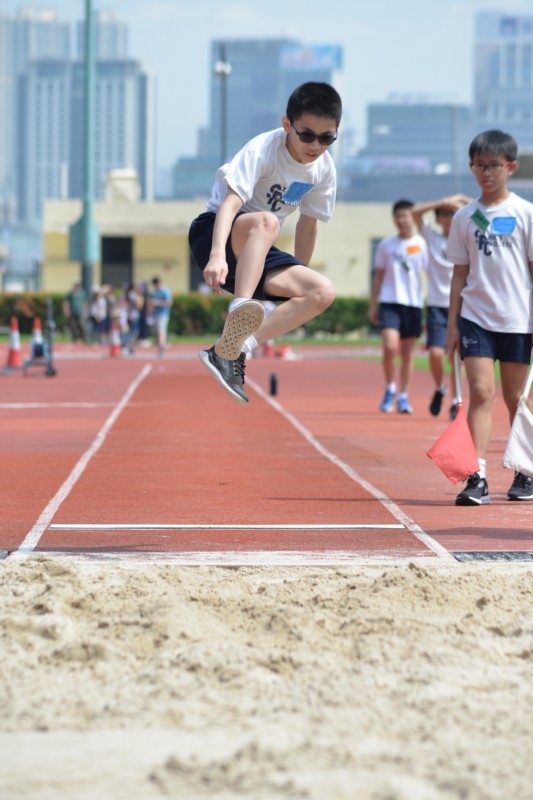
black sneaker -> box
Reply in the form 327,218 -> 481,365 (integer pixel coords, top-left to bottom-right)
429,388 -> 445,416
455,472 -> 490,506
198,347 -> 249,405
507,471 -> 533,501
449,402 -> 458,421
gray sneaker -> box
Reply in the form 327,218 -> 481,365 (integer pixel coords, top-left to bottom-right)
215,300 -> 265,360
199,347 -> 249,405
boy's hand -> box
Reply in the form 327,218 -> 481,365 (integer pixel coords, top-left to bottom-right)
440,194 -> 471,212
446,324 -> 460,357
368,300 -> 380,328
204,254 -> 228,295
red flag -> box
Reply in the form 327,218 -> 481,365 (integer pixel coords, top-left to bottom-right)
427,404 -> 478,484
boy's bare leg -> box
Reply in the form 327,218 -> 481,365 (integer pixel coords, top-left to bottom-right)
464,357 -> 495,459
379,328 -> 399,385
429,346 -> 445,387
399,337 -> 417,394
230,213 -> 281,297
251,264 -> 335,342
500,361 -> 529,426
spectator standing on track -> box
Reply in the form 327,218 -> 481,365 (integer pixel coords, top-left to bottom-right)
411,194 -> 471,420
447,129 -> 533,506
369,199 -> 428,414
63,280 -> 88,343
188,81 -> 342,405
150,276 -> 172,357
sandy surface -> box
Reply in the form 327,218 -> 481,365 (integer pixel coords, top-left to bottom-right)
0,556 -> 532,800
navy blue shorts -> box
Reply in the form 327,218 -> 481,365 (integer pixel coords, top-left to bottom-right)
459,317 -> 532,364
188,211 -> 303,301
379,302 -> 422,339
427,305 -> 448,349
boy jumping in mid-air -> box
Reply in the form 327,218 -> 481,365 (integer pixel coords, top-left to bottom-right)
447,129 -> 533,505
189,81 -> 342,404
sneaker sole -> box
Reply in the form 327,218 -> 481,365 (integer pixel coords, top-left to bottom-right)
198,350 -> 248,406
455,495 -> 490,506
507,494 -> 533,501
215,301 -> 265,360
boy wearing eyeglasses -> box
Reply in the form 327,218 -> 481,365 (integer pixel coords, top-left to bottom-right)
189,82 -> 342,404
411,194 -> 471,421
447,129 -> 533,505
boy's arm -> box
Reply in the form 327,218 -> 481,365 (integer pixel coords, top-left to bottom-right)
204,189 -> 244,294
294,214 -> 317,266
368,268 -> 385,327
446,264 -> 469,356
411,195 -> 472,231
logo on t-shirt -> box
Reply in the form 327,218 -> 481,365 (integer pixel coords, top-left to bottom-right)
266,181 -> 314,212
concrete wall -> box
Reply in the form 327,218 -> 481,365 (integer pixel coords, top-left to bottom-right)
43,198 -> 398,296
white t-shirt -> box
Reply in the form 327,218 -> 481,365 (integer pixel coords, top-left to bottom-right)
447,192 -> 533,333
374,233 -> 428,308
421,222 -> 453,308
206,128 -> 336,225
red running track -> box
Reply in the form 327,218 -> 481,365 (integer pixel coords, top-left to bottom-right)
0,345 -> 531,563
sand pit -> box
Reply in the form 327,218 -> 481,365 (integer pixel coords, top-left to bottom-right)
0,556 -> 532,799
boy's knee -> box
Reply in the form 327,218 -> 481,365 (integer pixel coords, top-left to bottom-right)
313,277 -> 335,311
253,213 -> 280,240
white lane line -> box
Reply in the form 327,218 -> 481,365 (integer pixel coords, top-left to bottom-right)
49,523 -> 403,531
15,364 -> 152,557
0,402 -> 115,409
247,378 -> 456,563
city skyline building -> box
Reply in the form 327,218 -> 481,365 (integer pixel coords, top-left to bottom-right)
474,12 -> 533,151
3,6 -> 154,227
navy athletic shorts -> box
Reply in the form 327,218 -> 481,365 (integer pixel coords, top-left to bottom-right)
379,302 -> 422,339
427,305 -> 449,349
458,316 -> 532,364
188,211 -> 303,301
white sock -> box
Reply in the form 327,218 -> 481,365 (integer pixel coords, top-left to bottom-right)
398,392 -> 408,402
477,458 -> 487,480
228,297 -> 250,313
242,335 -> 258,354
387,382 -> 397,393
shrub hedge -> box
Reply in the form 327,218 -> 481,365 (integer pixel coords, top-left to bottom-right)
0,292 -> 371,337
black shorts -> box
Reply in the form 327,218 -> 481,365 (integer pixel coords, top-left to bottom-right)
188,211 -> 304,301
379,302 -> 422,339
458,317 -> 532,364
426,306 -> 449,349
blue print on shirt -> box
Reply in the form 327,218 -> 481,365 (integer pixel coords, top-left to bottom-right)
282,181 -> 314,206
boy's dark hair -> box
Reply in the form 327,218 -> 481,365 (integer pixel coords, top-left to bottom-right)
392,199 -> 414,215
469,130 -> 518,162
286,82 -> 342,126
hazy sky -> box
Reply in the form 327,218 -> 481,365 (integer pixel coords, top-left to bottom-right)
3,0 -> 532,168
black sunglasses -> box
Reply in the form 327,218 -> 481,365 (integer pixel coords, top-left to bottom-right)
291,124 -> 337,147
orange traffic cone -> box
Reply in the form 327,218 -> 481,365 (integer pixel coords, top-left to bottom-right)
4,316 -> 22,371
30,317 -> 45,359
109,320 -> 122,357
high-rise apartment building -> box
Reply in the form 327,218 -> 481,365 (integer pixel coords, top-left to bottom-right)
7,7 -> 154,225
69,59 -> 154,202
0,7 -> 70,219
474,12 -> 533,150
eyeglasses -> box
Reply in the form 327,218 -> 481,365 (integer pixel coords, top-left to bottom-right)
291,124 -> 337,147
470,162 -> 512,174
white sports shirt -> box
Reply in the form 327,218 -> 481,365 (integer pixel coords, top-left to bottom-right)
421,222 -> 453,308
374,233 -> 428,308
206,128 -> 336,225
447,192 -> 533,333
